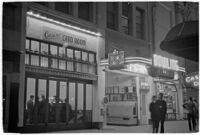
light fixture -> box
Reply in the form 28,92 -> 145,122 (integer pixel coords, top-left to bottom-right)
27,11 -> 102,37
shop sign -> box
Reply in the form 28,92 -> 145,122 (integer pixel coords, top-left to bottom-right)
185,72 -> 199,88
108,49 -> 125,70
153,54 -> 178,71
43,27 -> 86,48
148,67 -> 174,79
124,64 -> 148,75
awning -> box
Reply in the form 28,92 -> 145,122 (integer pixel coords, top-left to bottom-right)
160,21 -> 199,62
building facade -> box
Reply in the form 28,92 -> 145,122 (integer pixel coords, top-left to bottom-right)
3,2 -> 192,133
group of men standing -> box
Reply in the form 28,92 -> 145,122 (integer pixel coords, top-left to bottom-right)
149,93 -> 167,133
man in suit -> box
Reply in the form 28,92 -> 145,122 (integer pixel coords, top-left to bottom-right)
156,93 -> 167,133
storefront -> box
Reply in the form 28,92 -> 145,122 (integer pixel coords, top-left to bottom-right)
18,11 -> 105,132
100,55 -> 153,125
151,54 -> 186,121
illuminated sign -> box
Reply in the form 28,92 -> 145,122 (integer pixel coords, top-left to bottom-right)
153,54 -> 178,71
185,72 -> 199,88
124,64 -> 148,75
108,50 -> 125,70
43,27 -> 86,48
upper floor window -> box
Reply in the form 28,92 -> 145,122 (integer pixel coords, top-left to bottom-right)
107,2 -> 118,30
122,2 -> 132,35
136,7 -> 145,40
78,2 -> 93,21
54,2 -> 73,15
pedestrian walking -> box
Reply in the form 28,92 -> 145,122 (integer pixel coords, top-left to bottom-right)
27,95 -> 34,124
156,93 -> 167,133
193,98 -> 199,127
183,97 -> 196,131
149,95 -> 159,133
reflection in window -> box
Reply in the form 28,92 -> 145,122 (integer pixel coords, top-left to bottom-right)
41,43 -> 48,55
41,57 -> 48,67
25,54 -> 29,65
25,78 -> 35,125
26,39 -> 30,50
82,64 -> 88,73
89,53 -> 94,63
59,60 -> 66,70
67,48 -> 73,58
50,58 -> 58,68
82,51 -> 88,61
50,45 -> 58,56
75,50 -> 81,60
59,47 -> 65,57
67,61 -> 74,71
31,40 -> 39,53
76,63 -> 82,72
31,55 -> 39,66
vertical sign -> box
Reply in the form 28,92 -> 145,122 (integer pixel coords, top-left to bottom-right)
108,49 -> 125,70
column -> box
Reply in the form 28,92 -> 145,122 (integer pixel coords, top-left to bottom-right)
136,75 -> 140,124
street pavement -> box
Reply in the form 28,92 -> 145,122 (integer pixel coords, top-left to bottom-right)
52,120 -> 199,133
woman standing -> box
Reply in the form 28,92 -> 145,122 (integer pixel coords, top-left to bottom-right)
149,96 -> 158,133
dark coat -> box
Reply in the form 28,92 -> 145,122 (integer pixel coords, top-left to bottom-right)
149,102 -> 160,121
156,100 -> 167,120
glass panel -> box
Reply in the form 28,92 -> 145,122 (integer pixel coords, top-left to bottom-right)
86,84 -> 92,122
89,53 -> 94,63
76,63 -> 82,72
50,45 -> 58,56
25,54 -> 29,65
67,48 -> 73,59
38,79 -> 47,123
59,81 -> 67,123
82,51 -> 88,61
31,55 -> 39,66
25,78 -> 35,125
48,80 -> 57,123
67,61 -> 74,71
82,64 -> 88,73
59,47 -> 65,58
50,58 -> 58,68
59,60 -> 66,70
40,57 -> 48,67
89,65 -> 95,74
77,83 -> 84,123
41,42 -> 48,55
69,82 -> 76,123
142,94 -> 146,115
31,40 -> 39,53
26,39 -> 30,50
75,50 -> 81,60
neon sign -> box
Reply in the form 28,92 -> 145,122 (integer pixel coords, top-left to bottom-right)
124,64 -> 148,75
185,72 -> 199,88
153,54 -> 178,71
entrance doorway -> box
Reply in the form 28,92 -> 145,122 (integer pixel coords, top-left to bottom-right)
24,76 -> 93,129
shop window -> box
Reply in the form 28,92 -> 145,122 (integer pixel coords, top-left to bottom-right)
77,83 -> 84,123
26,39 -> 30,50
59,47 -> 65,58
48,80 -> 57,123
40,57 -> 48,67
89,65 -> 95,74
136,7 -> 145,40
67,48 -> 73,59
122,2 -> 132,35
67,61 -> 74,71
78,2 -> 93,21
59,60 -> 66,70
31,40 -> 39,53
69,82 -> 76,123
54,2 -> 73,15
31,55 -> 39,66
50,45 -> 58,56
25,78 -> 36,125
76,63 -> 82,72
82,51 -> 88,61
75,50 -> 81,60
50,58 -> 58,68
86,84 -> 92,122
89,53 -> 94,63
107,2 -> 118,30
25,54 -> 29,65
41,42 -> 48,55
59,81 -> 67,123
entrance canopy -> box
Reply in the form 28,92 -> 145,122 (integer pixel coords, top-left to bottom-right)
160,21 -> 199,62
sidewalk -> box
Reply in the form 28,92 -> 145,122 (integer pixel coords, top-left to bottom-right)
52,120 -> 199,133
